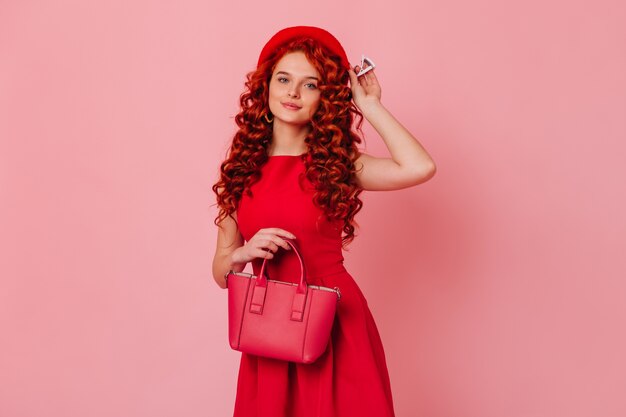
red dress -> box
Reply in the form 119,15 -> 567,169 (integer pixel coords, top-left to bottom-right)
235,154 -> 395,417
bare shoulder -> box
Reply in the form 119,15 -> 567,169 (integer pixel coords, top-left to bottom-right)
354,151 -> 436,191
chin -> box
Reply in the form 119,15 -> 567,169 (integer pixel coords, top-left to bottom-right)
276,116 -> 310,126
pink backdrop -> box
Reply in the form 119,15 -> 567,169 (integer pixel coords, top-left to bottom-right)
1,1 -> 625,416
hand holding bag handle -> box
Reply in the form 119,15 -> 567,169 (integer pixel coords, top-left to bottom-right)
250,238 -> 308,321
226,237 -> 341,364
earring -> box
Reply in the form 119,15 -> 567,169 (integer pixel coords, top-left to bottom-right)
264,112 -> 273,123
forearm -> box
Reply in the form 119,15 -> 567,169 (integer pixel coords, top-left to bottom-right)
212,249 -> 246,289
361,100 -> 436,172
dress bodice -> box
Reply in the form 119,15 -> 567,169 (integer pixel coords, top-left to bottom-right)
236,155 -> 347,285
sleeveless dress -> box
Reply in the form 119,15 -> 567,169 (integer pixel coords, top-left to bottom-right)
235,154 -> 395,417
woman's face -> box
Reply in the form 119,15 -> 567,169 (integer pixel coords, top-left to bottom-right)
268,51 -> 322,127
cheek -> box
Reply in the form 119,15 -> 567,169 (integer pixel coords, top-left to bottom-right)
267,83 -> 282,111
309,95 -> 322,114
268,80 -> 285,97
268,83 -> 278,100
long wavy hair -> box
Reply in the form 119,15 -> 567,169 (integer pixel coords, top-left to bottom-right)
212,37 -> 366,249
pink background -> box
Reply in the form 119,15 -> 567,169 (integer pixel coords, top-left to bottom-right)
1,1 -> 625,416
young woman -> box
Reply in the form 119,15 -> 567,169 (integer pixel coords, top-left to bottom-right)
212,25 -> 436,417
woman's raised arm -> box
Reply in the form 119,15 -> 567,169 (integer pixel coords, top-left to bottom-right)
348,66 -> 436,191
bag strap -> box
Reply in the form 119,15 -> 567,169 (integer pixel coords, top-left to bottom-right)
256,238 -> 307,293
253,238 -> 309,322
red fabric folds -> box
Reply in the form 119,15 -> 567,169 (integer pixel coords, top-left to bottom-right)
235,156 -> 395,417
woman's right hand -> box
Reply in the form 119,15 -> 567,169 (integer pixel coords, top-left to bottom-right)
231,228 -> 296,264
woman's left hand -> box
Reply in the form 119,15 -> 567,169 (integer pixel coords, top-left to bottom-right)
348,65 -> 382,111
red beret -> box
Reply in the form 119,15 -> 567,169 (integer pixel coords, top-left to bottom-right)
257,26 -> 350,71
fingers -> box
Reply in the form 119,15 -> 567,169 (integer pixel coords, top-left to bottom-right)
264,227 -> 296,240
253,228 -> 297,259
360,69 -> 376,85
348,66 -> 359,87
255,240 -> 278,260
350,64 -> 377,88
261,247 -> 273,259
366,69 -> 378,84
264,240 -> 280,253
257,237 -> 290,260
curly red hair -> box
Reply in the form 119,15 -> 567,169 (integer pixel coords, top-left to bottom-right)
212,37 -> 366,249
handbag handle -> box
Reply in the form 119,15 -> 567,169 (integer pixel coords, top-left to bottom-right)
251,238 -> 309,321
257,238 -> 307,293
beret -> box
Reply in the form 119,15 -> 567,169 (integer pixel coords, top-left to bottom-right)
257,26 -> 350,71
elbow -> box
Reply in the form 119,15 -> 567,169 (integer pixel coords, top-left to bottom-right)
411,162 -> 437,185
426,162 -> 437,179
211,264 -> 229,289
213,275 -> 228,289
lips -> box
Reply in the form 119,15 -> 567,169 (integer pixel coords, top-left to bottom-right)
281,102 -> 301,110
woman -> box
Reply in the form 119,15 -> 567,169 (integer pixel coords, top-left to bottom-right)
212,26 -> 436,417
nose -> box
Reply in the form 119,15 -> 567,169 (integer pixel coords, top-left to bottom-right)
287,85 -> 299,98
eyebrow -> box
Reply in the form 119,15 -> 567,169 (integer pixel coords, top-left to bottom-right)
276,71 -> 319,81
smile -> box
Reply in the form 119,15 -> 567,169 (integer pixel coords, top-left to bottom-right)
282,102 -> 301,110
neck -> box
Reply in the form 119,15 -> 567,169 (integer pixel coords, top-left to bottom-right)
268,119 -> 309,155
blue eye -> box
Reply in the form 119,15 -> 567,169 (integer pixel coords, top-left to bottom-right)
305,83 -> 318,89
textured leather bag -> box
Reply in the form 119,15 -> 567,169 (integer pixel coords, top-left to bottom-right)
225,238 -> 341,364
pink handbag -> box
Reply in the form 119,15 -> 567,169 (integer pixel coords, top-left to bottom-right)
225,238 -> 341,364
